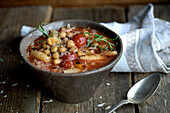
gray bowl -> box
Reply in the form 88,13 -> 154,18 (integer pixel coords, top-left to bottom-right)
19,19 -> 123,103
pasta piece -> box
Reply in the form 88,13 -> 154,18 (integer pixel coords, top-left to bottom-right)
32,50 -> 48,62
102,51 -> 118,56
80,54 -> 105,61
64,68 -> 81,73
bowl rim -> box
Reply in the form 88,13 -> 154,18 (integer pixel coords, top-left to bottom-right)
19,19 -> 123,77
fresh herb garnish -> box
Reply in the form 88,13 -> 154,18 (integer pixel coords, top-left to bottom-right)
34,22 -> 49,38
84,32 -> 91,46
85,32 -> 118,51
35,40 -> 46,43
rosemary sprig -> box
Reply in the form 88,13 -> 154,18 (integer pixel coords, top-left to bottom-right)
34,22 -> 49,38
84,32 -> 91,47
85,32 -> 118,51
35,40 -> 46,43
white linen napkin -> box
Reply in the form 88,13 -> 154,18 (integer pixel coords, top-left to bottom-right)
21,4 -> 170,73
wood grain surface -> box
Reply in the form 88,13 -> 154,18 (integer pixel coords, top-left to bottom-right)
42,73 -> 134,113
0,6 -> 52,113
0,0 -> 169,7
52,6 -> 125,23
0,4 -> 169,113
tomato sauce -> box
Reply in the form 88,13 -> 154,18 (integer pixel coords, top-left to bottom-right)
27,26 -> 118,73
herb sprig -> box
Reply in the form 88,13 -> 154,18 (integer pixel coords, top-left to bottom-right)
35,40 -> 46,43
34,22 -> 49,38
85,32 -> 118,51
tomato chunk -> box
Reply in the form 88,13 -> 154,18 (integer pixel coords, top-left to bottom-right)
60,52 -> 77,61
61,61 -> 73,68
73,34 -> 87,48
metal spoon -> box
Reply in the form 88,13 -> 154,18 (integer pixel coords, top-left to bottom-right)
107,73 -> 161,113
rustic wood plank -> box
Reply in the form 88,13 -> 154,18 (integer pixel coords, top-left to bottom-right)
0,0 -> 169,7
52,7 -> 94,21
93,73 -> 135,113
0,6 -> 52,113
93,6 -> 125,22
128,5 -> 170,21
42,73 -> 134,113
42,6 -> 134,113
52,6 -> 125,22
134,73 -> 170,113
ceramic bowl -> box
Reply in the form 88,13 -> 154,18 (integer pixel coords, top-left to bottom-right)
19,19 -> 123,103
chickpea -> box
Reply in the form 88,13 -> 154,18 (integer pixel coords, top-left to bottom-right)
77,51 -> 85,56
49,30 -> 56,37
44,49 -> 51,55
63,37 -> 69,43
59,47 -> 67,53
46,45 -> 51,50
67,40 -> 75,48
42,44 -> 47,49
55,38 -> 60,44
69,46 -> 78,52
59,31 -> 66,38
53,34 -> 58,39
83,31 -> 89,37
49,56 -> 52,61
51,46 -> 58,53
53,59 -> 62,65
101,44 -> 107,49
47,37 -> 55,46
39,48 -> 44,52
52,52 -> 60,59
93,42 -> 99,46
59,27 -> 66,32
67,32 -> 73,38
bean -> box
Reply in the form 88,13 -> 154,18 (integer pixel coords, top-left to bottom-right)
69,46 -> 78,52
51,46 -> 58,52
47,37 -> 55,46
52,52 -> 59,59
59,27 -> 66,32
67,40 -> 75,48
93,42 -> 99,46
44,49 -> 51,55
59,31 -> 66,38
32,50 -> 48,62
67,32 -> 73,38
53,59 -> 62,65
39,48 -> 44,52
55,38 -> 60,44
59,47 -> 67,53
63,37 -> 69,43
83,31 -> 89,37
42,44 -> 47,49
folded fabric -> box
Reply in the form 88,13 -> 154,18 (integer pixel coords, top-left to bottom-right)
21,4 -> 170,73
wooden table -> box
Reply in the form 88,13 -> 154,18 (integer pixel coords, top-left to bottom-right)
0,5 -> 169,113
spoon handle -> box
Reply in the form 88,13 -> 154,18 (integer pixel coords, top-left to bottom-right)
106,100 -> 130,113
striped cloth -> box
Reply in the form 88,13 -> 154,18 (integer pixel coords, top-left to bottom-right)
101,4 -> 170,73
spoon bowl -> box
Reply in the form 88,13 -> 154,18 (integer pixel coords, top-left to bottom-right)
107,73 -> 161,113
127,73 -> 161,103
